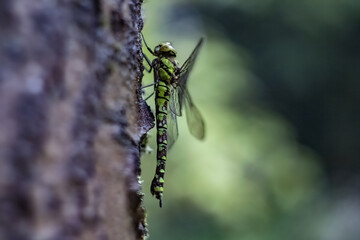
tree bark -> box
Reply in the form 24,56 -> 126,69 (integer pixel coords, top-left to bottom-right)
0,0 -> 152,239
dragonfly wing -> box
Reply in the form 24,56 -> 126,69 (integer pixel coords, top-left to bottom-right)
170,38 -> 204,117
169,86 -> 182,116
183,88 -> 205,140
168,38 -> 205,144
178,37 -> 204,90
167,106 -> 179,150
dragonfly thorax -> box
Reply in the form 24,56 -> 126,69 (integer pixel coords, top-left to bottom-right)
154,42 -> 177,57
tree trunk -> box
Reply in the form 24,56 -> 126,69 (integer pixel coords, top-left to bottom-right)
0,0 -> 153,239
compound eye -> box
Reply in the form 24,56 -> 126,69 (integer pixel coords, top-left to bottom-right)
154,46 -> 161,53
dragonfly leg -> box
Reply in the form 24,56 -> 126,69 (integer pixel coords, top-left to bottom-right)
141,33 -> 155,55
144,65 -> 152,73
141,83 -> 155,101
142,83 -> 155,89
144,91 -> 154,101
143,52 -> 153,73
141,33 -> 156,73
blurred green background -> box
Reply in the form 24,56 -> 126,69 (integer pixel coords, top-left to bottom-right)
141,0 -> 360,239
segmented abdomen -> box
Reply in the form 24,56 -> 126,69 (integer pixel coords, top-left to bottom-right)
151,79 -> 170,207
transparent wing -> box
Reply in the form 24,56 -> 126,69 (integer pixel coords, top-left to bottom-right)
169,86 -> 182,116
167,105 -> 179,150
169,38 -> 205,140
183,89 -> 205,140
168,38 -> 204,117
178,38 -> 204,90
170,38 -> 204,116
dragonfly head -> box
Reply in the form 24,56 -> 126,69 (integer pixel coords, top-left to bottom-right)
154,42 -> 177,57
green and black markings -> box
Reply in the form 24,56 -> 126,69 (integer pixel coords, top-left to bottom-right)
142,34 -> 205,207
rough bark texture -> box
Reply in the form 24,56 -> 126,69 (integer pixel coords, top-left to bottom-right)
0,0 -> 153,239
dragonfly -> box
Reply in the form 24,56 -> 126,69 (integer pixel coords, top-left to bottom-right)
142,34 -> 205,207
